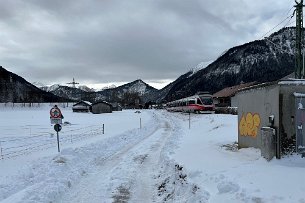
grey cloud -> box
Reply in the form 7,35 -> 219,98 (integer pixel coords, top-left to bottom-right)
0,0 -> 294,87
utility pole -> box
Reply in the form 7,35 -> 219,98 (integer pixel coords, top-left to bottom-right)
67,78 -> 79,88
295,0 -> 304,79
67,78 -> 80,101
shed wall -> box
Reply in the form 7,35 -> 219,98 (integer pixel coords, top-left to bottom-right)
92,103 -> 112,114
235,85 -> 279,149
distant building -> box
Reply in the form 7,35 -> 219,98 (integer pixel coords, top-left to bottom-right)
213,82 -> 256,107
91,101 -> 112,114
72,101 -> 92,112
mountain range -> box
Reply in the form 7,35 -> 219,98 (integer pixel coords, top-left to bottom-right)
40,79 -> 158,103
0,27 -> 297,104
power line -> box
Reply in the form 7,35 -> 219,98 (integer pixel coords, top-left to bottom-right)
286,4 -> 295,16
283,16 -> 295,28
259,13 -> 294,40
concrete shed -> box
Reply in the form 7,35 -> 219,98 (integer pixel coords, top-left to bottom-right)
232,79 -> 305,159
72,101 -> 92,112
91,101 -> 112,114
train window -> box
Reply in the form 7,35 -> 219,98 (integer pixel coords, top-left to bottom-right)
200,97 -> 213,105
189,100 -> 195,104
197,98 -> 202,105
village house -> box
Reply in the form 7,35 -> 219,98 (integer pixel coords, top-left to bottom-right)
213,82 -> 256,107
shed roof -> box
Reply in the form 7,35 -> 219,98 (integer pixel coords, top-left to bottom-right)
213,82 -> 257,98
235,81 -> 278,95
92,101 -> 112,106
73,100 -> 92,107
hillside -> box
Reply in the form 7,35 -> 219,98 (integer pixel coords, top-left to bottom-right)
48,85 -> 88,101
0,66 -> 65,103
93,79 -> 158,103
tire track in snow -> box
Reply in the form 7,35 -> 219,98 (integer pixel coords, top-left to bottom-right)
128,120 -> 173,202
57,111 -> 174,202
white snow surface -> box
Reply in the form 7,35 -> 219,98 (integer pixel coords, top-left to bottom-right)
0,105 -> 305,203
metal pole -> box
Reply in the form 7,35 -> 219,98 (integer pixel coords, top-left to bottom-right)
301,49 -> 305,78
103,124 -> 105,134
0,141 -> 3,160
57,131 -> 60,152
189,112 -> 191,129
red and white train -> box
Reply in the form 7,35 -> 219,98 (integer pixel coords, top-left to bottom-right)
166,93 -> 215,113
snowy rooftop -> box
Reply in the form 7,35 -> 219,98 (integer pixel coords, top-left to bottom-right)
73,100 -> 92,106
278,78 -> 305,85
294,92 -> 305,97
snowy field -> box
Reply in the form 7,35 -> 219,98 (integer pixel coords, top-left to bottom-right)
0,104 -> 305,203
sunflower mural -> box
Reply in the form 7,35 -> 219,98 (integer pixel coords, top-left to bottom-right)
239,113 -> 261,137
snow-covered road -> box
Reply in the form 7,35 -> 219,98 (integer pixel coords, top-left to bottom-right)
57,111 -> 205,203
59,114 -> 172,202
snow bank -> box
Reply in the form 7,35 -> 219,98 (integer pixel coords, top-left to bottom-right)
172,113 -> 305,203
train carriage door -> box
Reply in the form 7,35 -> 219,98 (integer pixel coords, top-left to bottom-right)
197,98 -> 202,105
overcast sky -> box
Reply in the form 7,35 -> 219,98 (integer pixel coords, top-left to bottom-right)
0,0 -> 294,89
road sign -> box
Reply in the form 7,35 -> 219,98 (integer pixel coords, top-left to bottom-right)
50,106 -> 62,124
51,118 -> 62,124
54,124 -> 62,132
50,106 -> 63,153
50,106 -> 62,118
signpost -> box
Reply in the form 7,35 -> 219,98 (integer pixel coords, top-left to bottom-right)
54,124 -> 62,152
50,105 -> 63,152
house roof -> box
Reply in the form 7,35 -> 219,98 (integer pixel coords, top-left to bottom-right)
213,82 -> 257,98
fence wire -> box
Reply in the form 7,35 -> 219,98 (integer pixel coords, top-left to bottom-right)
0,124 -> 104,160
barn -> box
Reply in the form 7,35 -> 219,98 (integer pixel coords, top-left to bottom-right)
72,101 -> 92,112
91,101 -> 112,114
